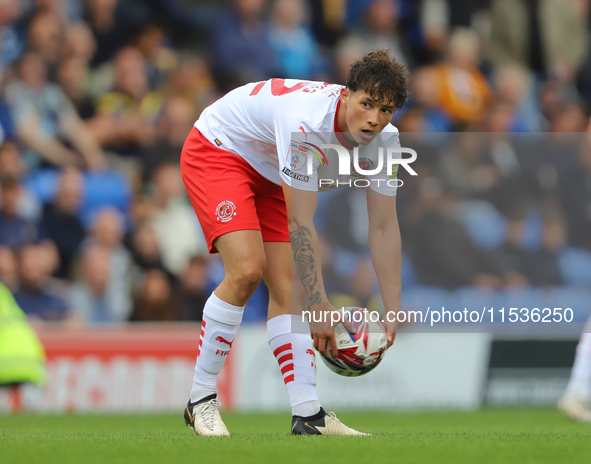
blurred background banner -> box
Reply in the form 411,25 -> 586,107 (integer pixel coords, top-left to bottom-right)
1,325 -> 489,412
0,325 -> 234,412
1,325 -> 577,411
1,0 -> 591,411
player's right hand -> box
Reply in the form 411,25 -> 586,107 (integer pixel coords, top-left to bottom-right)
309,302 -> 356,358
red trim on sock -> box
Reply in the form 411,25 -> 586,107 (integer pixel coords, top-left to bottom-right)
273,343 -> 292,357
277,353 -> 293,365
281,363 -> 294,375
197,320 -> 206,357
284,374 -> 295,384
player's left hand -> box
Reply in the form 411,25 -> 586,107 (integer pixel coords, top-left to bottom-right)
382,315 -> 399,349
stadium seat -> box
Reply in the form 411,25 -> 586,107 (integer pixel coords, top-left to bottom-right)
459,200 -> 507,249
25,168 -> 132,229
401,252 -> 419,287
520,211 -> 543,251
456,286 -> 502,312
559,247 -> 591,285
80,170 -> 132,228
400,285 -> 457,323
544,286 -> 591,323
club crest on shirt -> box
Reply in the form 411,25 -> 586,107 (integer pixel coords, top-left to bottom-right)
351,157 -> 374,176
216,200 -> 237,222
290,141 -> 309,171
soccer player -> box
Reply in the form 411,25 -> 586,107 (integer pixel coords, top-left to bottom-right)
557,123 -> 591,422
181,50 -> 408,435
558,322 -> 591,422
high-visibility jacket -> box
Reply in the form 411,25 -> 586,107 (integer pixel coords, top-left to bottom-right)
0,282 -> 46,385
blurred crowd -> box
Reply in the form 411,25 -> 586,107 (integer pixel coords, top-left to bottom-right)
1,0 -> 591,324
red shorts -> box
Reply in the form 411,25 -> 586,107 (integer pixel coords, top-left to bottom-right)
180,127 -> 289,253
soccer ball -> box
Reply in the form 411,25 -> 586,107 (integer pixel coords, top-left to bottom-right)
320,307 -> 388,377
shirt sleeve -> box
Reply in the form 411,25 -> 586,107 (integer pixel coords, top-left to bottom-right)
274,115 -> 325,192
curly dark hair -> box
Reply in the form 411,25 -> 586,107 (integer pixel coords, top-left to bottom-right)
346,49 -> 408,109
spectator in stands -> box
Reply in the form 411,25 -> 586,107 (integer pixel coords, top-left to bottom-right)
493,64 -> 544,132
133,23 -> 177,90
349,0 -> 411,69
324,187 -> 371,252
420,0 -> 490,57
549,104 -> 588,133
518,108 -> 583,202
0,0 -> 23,74
481,112 -> 530,213
85,0 -> 140,67
268,0 -> 324,80
329,257 -> 383,313
63,21 -> 97,64
69,243 -> 131,323
211,0 -> 279,90
86,207 -> 133,309
406,66 -> 454,132
4,51 -> 106,170
148,163 -> 206,275
13,243 -> 70,322
0,99 -> 16,146
487,0 -> 587,83
39,167 -> 86,279
538,80 -> 569,124
405,180 -> 504,289
0,141 -> 40,221
497,210 -> 530,287
332,36 -> 366,85
140,97 -> 196,183
174,255 -> 210,321
58,22 -> 98,120
130,268 -> 176,321
559,135 -> 591,250
0,246 -> 18,291
89,46 -> 163,155
127,219 -> 173,299
523,205 -> 566,287
431,28 -> 492,127
57,55 -> 96,120
316,236 -> 344,296
0,174 -> 42,248
28,0 -> 74,22
165,55 -> 217,113
438,132 -> 503,200
26,11 -> 64,73
1,0 -> 589,322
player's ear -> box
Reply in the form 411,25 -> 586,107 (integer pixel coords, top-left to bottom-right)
341,88 -> 349,104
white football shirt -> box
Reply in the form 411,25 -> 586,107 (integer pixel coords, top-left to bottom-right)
195,78 -> 401,196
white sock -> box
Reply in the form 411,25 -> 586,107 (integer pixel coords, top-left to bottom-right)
268,314 -> 321,417
190,292 -> 244,403
565,331 -> 591,399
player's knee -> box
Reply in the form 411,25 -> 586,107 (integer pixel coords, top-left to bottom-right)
232,262 -> 264,294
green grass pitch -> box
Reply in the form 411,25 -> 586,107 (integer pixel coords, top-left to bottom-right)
1,409 -> 590,464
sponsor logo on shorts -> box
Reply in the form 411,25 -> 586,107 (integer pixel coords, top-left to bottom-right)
216,200 -> 237,222
282,167 -> 309,183
214,138 -> 222,146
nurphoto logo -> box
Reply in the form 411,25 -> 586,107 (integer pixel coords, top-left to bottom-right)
310,144 -> 418,177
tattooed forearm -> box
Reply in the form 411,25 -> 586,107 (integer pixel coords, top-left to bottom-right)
290,226 -> 322,306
